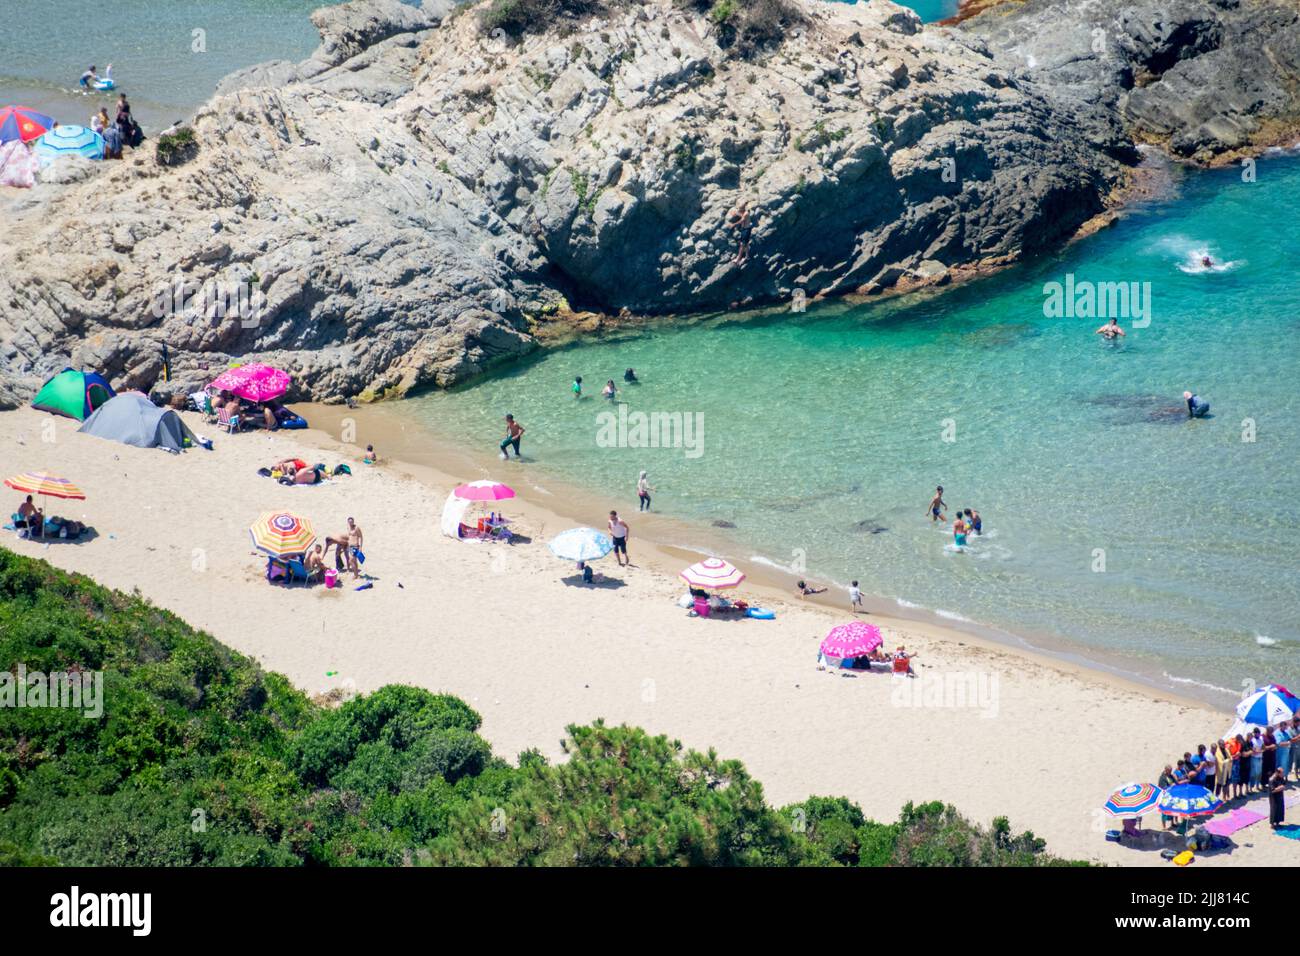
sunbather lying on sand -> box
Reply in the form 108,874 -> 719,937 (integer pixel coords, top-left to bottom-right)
281,465 -> 324,485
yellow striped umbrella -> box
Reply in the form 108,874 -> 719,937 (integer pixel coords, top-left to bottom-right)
4,472 -> 86,500
249,511 -> 315,558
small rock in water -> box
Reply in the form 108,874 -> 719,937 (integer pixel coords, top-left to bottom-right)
712,519 -> 737,528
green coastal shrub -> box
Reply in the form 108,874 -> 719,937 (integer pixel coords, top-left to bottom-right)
0,548 -> 1085,867
155,126 -> 198,167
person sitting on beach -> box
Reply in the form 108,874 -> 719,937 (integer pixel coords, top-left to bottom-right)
795,580 -> 826,598
623,368 -> 638,383
364,444 -> 378,464
891,646 -> 916,677
304,544 -> 326,576
16,495 -> 42,536
577,560 -> 594,584
1095,317 -> 1125,340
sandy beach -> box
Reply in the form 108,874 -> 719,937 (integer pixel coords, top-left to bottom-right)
3,403 -> 1295,867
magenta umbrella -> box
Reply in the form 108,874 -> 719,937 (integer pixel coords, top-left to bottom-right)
209,363 -> 290,403
452,480 -> 516,501
819,621 -> 883,661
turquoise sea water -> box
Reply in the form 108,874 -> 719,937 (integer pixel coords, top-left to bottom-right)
407,156 -> 1300,696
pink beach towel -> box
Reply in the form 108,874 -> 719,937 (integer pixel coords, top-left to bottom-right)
1204,809 -> 1267,837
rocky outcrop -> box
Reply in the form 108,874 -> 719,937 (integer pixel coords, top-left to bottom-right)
960,0 -> 1300,163
1,0 -> 1296,408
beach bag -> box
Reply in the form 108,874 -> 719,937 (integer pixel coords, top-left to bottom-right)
1172,850 -> 1194,866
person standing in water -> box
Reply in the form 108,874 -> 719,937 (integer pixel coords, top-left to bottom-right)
952,511 -> 968,550
926,486 -> 947,523
499,414 -> 525,459
624,368 -> 638,383
1184,391 -> 1210,418
637,471 -> 654,512
572,376 -> 583,399
964,508 -> 982,535
1095,318 -> 1125,340
602,379 -> 618,401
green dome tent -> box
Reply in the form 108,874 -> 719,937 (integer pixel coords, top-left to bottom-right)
77,392 -> 198,453
31,368 -> 115,420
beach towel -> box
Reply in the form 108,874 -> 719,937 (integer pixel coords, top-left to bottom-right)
1204,808 -> 1267,837
1276,825 -> 1300,840
0,140 -> 38,188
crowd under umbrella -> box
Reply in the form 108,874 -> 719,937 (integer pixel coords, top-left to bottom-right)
0,105 -> 55,144
679,557 -> 746,590
33,125 -> 104,164
248,511 -> 316,559
209,363 -> 291,403
819,620 -> 883,669
1224,683 -> 1300,740
548,526 -> 613,563
1103,782 -> 1164,819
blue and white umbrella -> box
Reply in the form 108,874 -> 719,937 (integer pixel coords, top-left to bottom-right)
548,527 -> 612,562
1236,685 -> 1300,728
33,124 -> 104,165
1157,784 -> 1222,818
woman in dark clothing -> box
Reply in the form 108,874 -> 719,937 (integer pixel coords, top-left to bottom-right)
1262,727 -> 1277,783
1268,769 -> 1286,828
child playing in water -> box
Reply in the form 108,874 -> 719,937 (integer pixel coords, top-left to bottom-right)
572,376 -> 582,399
364,444 -> 378,464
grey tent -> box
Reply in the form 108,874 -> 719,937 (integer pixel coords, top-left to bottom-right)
78,392 -> 198,452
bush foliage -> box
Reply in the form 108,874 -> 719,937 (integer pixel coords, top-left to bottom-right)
0,548 -> 1084,866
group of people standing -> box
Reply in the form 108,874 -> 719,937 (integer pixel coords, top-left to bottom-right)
926,486 -> 982,549
1158,717 -> 1299,830
88,93 -> 142,160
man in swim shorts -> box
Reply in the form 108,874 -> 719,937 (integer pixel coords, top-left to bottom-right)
964,508 -> 982,535
926,486 -> 946,523
608,510 -> 629,566
500,414 -> 525,459
953,512 -> 968,549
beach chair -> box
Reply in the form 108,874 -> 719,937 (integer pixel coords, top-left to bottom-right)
286,558 -> 322,585
202,393 -> 218,424
217,406 -> 241,434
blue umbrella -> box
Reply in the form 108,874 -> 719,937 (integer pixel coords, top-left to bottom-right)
1157,784 -> 1222,818
548,527 -> 612,562
33,124 -> 104,165
1236,686 -> 1300,727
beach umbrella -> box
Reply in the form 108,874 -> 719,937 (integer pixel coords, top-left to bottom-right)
209,363 -> 291,403
249,511 -> 315,558
680,557 -> 745,590
548,527 -> 613,562
33,125 -> 104,164
1235,686 -> 1300,728
0,106 -> 55,144
452,480 -> 516,501
819,620 -> 883,661
1156,784 -> 1222,818
1103,782 -> 1164,818
4,472 -> 85,500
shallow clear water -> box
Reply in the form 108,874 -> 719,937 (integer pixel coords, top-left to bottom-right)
407,156 -> 1300,695
0,0 -> 335,129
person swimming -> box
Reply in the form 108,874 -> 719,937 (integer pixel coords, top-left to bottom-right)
1184,390 -> 1210,418
1201,255 -> 1214,269
1096,317 -> 1126,340
624,368 -> 638,383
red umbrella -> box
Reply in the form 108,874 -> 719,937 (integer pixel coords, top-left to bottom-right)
0,106 -> 55,144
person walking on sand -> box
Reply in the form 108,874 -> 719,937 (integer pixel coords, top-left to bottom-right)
637,470 -> 654,512
608,510 -> 629,566
499,413 -> 525,459
849,580 -> 863,614
926,486 -> 946,523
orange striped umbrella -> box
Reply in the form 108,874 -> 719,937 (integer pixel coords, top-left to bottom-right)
249,511 -> 315,558
4,472 -> 86,500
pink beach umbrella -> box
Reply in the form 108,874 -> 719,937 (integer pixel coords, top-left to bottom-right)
452,480 -> 516,501
819,621 -> 883,660
209,363 -> 291,403
680,557 -> 746,590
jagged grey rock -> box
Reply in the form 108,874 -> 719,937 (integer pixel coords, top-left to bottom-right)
1,0 -> 1297,409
